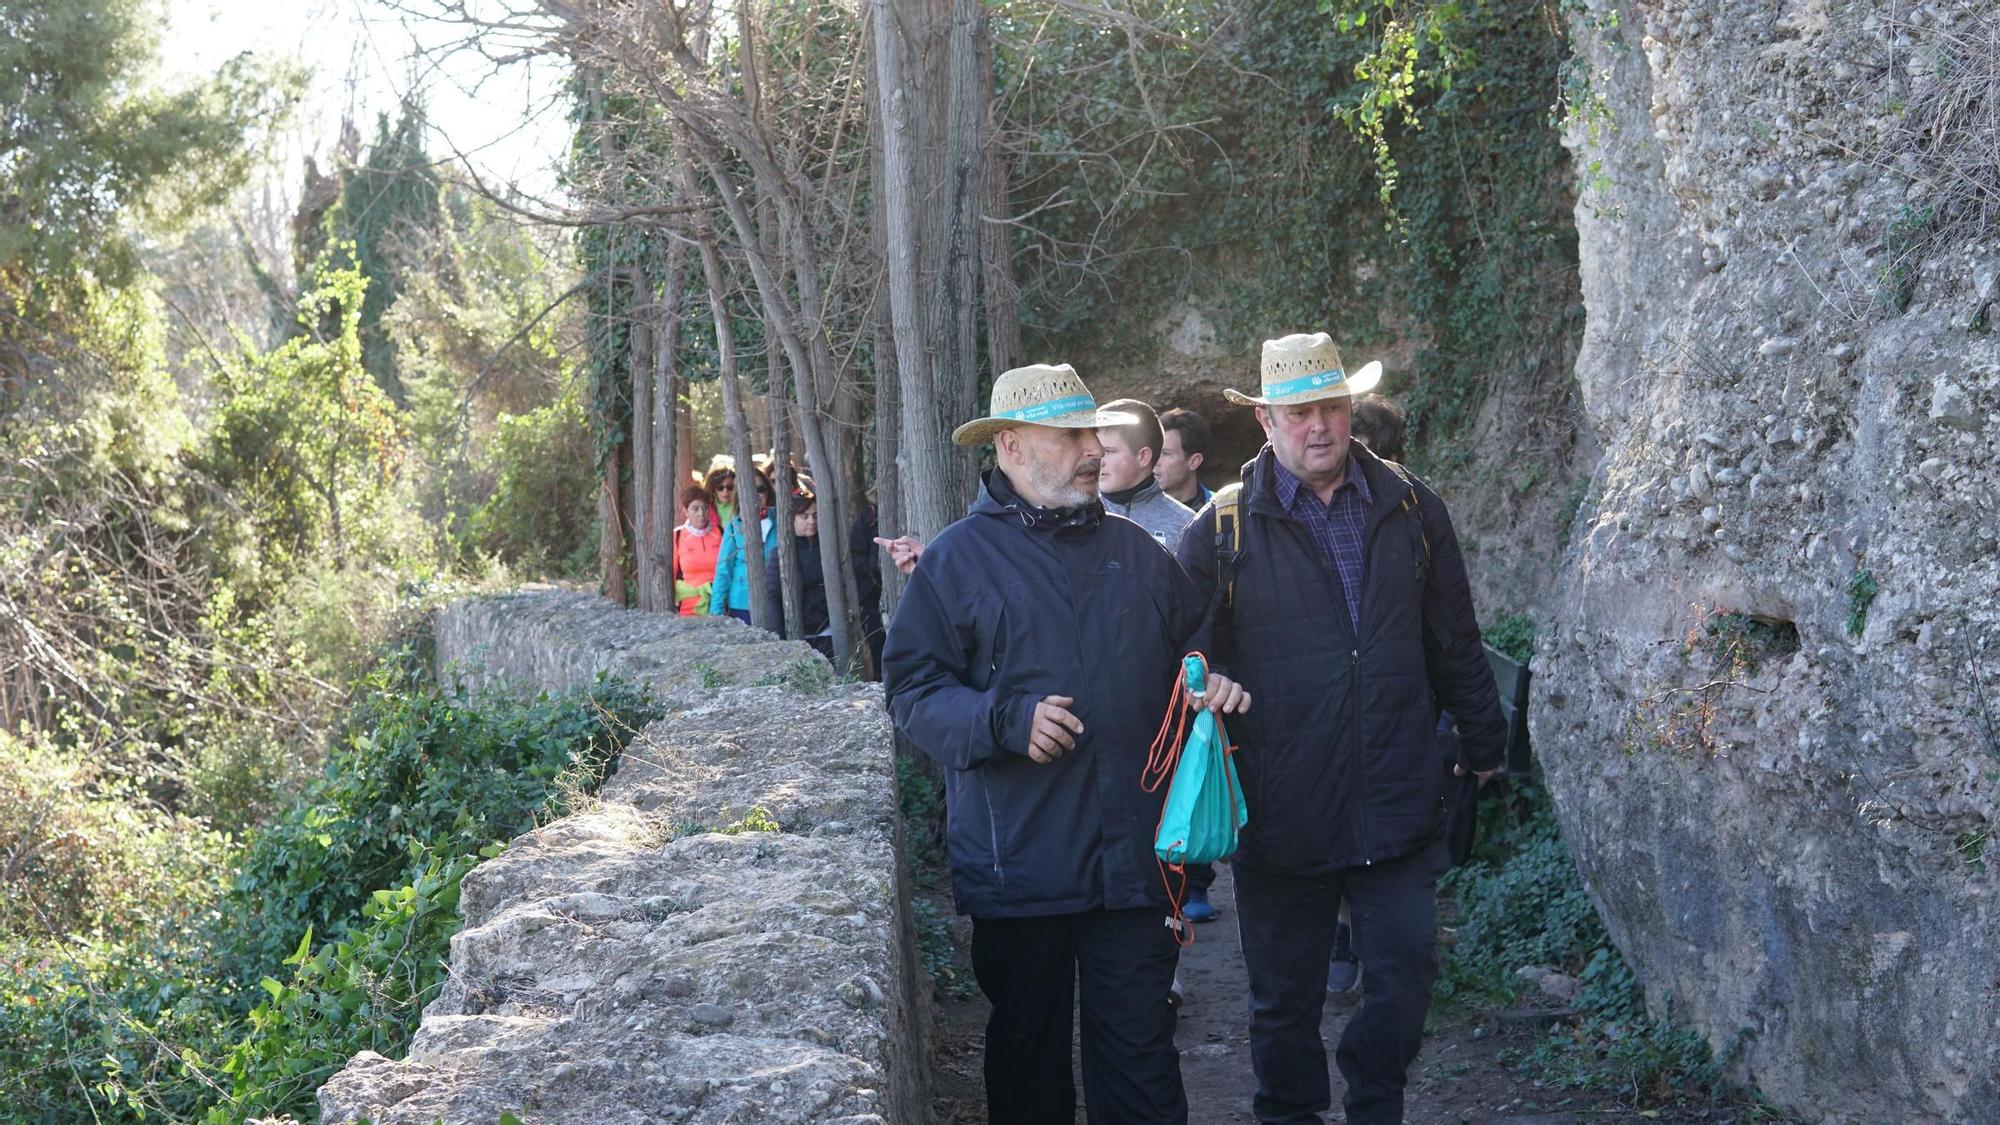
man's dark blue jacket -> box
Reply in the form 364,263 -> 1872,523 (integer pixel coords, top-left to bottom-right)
1176,442 -> 1505,875
884,470 -> 1202,918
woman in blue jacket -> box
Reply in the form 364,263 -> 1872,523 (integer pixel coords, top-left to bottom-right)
709,469 -> 777,624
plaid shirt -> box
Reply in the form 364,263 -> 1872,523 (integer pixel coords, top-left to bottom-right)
1272,454 -> 1371,628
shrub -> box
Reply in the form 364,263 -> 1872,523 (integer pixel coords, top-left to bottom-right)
0,654 -> 659,1122
469,389 -> 597,577
226,653 -> 659,982
0,731 -> 231,941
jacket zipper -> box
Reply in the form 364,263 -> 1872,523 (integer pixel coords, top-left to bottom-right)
982,775 -> 1004,888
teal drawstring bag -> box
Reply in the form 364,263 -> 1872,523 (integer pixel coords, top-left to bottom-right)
1144,654 -> 1249,874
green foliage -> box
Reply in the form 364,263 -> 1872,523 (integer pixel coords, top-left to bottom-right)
469,384 -> 599,576
716,806 -> 783,834
1955,829 -> 1989,870
0,658 -> 658,1121
0,0 -> 301,295
911,895 -> 976,1001
0,731 -> 231,941
306,107 -> 445,404
1319,0 -> 1475,211
212,847 -> 484,1120
227,656 -> 660,981
1703,612 -> 1800,675
0,933 -> 240,1122
1008,0 -> 1581,467
1439,779 -> 1603,1005
1443,773 -> 1737,1104
759,657 -> 835,694
1878,205 -> 1933,313
206,256 -> 411,574
1483,613 -> 1537,663
1846,568 -> 1879,637
896,749 -> 971,999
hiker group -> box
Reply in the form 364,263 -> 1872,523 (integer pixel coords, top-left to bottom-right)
669,458 -> 885,669
882,332 -> 1507,1125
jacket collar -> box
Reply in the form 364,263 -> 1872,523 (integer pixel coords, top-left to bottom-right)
1103,473 -> 1162,508
973,468 -> 1106,531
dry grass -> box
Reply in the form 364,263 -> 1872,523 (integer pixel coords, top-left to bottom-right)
1891,9 -> 2000,252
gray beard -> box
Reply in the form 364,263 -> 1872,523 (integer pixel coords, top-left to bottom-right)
1025,457 -> 1098,508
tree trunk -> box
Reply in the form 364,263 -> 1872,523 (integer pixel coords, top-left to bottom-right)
873,0 -> 957,542
938,0 -> 987,510
650,242 -> 688,614
775,196 -> 860,675
598,442 -> 627,605
869,100 -> 908,621
675,375 -> 696,504
770,388 -> 805,644
695,234 -> 775,634
629,264 -> 657,611
978,21 -> 1020,379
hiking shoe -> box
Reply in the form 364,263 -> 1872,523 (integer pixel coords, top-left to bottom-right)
1327,923 -> 1361,994
1326,954 -> 1361,993
1183,886 -> 1218,924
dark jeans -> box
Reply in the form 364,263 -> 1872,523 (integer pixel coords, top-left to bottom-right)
1187,862 -> 1216,891
725,607 -> 752,624
1234,841 -> 1447,1125
970,908 -> 1187,1125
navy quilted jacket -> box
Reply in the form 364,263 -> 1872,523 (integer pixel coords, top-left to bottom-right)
884,471 -> 1202,918
1176,443 -> 1505,875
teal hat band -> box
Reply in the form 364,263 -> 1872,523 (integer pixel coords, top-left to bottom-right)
1262,368 -> 1347,399
996,393 -> 1097,423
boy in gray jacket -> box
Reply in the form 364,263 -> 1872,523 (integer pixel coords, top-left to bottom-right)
1097,398 -> 1197,548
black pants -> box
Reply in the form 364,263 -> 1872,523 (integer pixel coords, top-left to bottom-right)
1186,862 -> 1216,891
970,907 -> 1188,1125
1234,841 -> 1446,1125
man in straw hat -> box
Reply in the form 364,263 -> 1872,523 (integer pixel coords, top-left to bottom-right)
1175,333 -> 1506,1125
884,362 -> 1249,1125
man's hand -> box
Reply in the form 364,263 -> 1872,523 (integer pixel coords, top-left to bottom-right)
1027,694 -> 1084,763
874,535 -> 925,575
1194,672 -> 1251,715
1454,763 -> 1501,787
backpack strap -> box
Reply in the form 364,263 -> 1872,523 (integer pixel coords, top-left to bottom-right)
1384,462 -> 1431,585
1210,482 -> 1245,612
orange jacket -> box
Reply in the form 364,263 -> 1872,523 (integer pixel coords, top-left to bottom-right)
673,522 -> 723,615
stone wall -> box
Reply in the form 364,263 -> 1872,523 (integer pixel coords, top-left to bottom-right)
319,590 -> 931,1124
1544,0 -> 1999,1119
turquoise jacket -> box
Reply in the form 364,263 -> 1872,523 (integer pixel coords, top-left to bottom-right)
711,513 -> 779,615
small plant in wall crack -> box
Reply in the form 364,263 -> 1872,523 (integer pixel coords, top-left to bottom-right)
1846,569 -> 1879,637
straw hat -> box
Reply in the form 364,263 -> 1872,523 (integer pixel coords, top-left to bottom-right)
1224,332 -> 1382,406
951,363 -> 1139,447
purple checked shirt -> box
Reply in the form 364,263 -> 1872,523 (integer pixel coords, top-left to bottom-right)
1272,454 -> 1371,629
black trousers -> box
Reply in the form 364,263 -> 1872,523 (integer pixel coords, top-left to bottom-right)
970,907 -> 1188,1125
1234,841 -> 1447,1125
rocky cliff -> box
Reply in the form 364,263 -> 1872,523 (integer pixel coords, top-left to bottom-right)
318,591 -> 930,1124
1543,0 -> 1999,1118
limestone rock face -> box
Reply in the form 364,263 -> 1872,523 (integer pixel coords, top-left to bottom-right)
318,591 -> 929,1125
1546,1 -> 1999,1119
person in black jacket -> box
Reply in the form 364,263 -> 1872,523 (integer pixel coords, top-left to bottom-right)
885,362 -> 1247,1125
766,490 -> 832,659
1177,334 -> 1505,1125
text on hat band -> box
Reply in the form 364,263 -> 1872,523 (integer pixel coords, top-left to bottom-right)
997,393 -> 1097,422
1262,368 -> 1347,399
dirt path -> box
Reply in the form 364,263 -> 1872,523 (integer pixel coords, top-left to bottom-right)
931,866 -> 1737,1124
